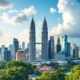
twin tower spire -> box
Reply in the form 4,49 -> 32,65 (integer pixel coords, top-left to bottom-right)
29,17 -> 48,61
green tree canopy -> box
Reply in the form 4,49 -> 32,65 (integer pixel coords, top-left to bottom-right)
35,70 -> 66,80
6,61 -> 34,74
66,65 -> 80,80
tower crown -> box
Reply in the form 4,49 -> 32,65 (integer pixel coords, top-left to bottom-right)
42,17 -> 47,29
31,17 -> 35,24
57,36 -> 60,45
30,17 -> 35,31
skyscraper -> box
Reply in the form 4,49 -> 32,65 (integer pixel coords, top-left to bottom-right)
13,38 -> 19,60
66,42 -> 71,57
4,48 -> 11,62
42,18 -> 48,60
8,44 -> 14,61
29,17 -> 36,61
73,46 -> 79,59
56,37 -> 61,54
62,35 -> 70,58
1,45 -> 5,61
48,36 -> 54,60
22,41 -> 25,51
62,35 -> 67,52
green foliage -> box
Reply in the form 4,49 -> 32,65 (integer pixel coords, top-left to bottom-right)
67,61 -> 78,68
41,62 -> 59,69
48,62 -> 59,68
58,64 -> 70,72
35,63 -> 80,80
0,61 -> 6,69
0,66 -> 28,80
6,61 -> 34,74
66,65 -> 80,80
72,65 -> 80,73
34,69 -> 41,75
0,61 -> 79,80
0,61 -> 35,80
35,70 -> 66,80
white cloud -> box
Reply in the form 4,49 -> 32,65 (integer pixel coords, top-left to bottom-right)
0,27 -> 14,46
8,10 -> 18,14
50,7 -> 56,14
22,6 -> 37,15
0,22 -> 30,46
57,0 -> 67,13
11,14 -> 28,24
17,28 -> 29,45
0,6 -> 37,46
0,6 -> 37,24
0,0 -> 13,9
0,13 -> 9,23
49,0 -> 80,37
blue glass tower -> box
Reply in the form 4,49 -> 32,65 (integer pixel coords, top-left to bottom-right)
48,36 -> 54,60
62,35 -> 70,58
4,48 -> 11,62
66,42 -> 71,57
29,17 -> 36,61
13,38 -> 19,60
73,47 -> 79,59
56,37 -> 61,54
42,18 -> 48,60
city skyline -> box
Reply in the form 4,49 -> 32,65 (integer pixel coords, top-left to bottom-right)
0,17 -> 79,61
0,0 -> 80,46
0,0 -> 80,79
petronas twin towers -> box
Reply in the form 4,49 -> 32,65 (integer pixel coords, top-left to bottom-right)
29,17 -> 48,61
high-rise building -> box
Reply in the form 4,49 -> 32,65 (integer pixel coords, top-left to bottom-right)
56,37 -> 61,54
42,18 -> 48,60
48,36 -> 54,60
0,48 -> 1,53
78,49 -> 80,59
73,46 -> 79,59
4,48 -> 11,62
16,50 -> 25,61
22,41 -> 25,51
71,43 -> 75,57
66,42 -> 71,57
25,43 -> 29,54
62,35 -> 67,52
8,44 -> 14,61
0,48 -> 2,61
13,38 -> 19,60
62,35 -> 71,58
29,17 -> 36,61
1,45 -> 5,61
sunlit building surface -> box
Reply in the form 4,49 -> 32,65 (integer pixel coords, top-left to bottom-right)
16,50 -> 25,61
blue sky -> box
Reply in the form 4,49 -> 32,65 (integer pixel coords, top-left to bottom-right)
12,0 -> 61,29
0,0 -> 80,47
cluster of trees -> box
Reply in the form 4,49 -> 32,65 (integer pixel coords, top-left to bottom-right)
41,62 -> 59,69
66,65 -> 80,80
35,70 -> 66,80
0,61 -> 79,80
35,65 -> 80,80
0,61 -> 36,80
40,61 -> 78,72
